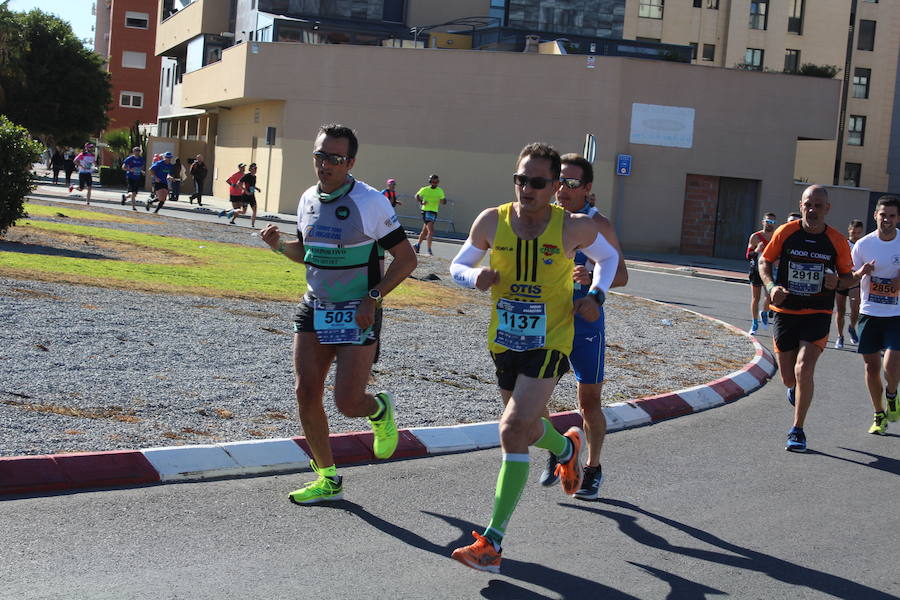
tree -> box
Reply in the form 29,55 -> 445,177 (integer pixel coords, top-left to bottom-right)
0,7 -> 111,145
104,127 -> 132,166
0,115 -> 42,237
797,63 -> 840,79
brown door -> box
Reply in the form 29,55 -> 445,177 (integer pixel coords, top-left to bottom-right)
714,177 -> 760,259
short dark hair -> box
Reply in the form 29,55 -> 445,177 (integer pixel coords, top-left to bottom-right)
788,212 -> 802,219
849,219 -> 864,228
876,195 -> 900,212
764,212 -> 776,219
317,123 -> 359,159
560,153 -> 593,184
517,143 -> 561,179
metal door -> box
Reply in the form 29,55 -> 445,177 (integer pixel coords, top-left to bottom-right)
714,177 -> 760,259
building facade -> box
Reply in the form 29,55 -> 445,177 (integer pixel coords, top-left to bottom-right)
623,0 -> 900,195
94,0 -> 162,133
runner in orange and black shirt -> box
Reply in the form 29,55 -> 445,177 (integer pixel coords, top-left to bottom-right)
759,185 -> 854,453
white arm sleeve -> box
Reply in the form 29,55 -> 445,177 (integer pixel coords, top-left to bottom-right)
450,240 -> 488,289
581,233 -> 619,293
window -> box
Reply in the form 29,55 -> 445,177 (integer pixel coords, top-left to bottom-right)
125,11 -> 149,29
844,163 -> 861,187
693,0 -> 701,6
637,37 -> 661,43
848,115 -> 866,146
858,20 -> 876,51
749,1 -> 768,30
689,42 -> 698,60
119,91 -> 144,108
788,0 -> 803,34
784,49 -> 800,73
706,0 -> 719,7
383,0 -> 404,23
862,0 -> 878,3
853,68 -> 871,99
745,48 -> 764,70
639,0 -> 663,19
702,43 -> 715,61
122,51 -> 147,69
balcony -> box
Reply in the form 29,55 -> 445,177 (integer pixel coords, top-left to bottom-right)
156,0 -> 230,57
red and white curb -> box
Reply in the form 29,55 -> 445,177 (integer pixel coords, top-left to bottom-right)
0,307 -> 775,497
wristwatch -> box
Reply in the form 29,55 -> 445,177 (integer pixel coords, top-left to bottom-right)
367,288 -> 383,306
587,288 -> 606,306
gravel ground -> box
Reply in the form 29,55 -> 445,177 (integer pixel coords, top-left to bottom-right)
0,201 -> 753,456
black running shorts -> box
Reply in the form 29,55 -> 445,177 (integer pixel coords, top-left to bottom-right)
771,312 -> 831,353
490,348 -> 570,392
292,297 -> 382,347
856,314 -> 900,355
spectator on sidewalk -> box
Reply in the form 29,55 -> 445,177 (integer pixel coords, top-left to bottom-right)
49,148 -> 64,185
188,154 -> 207,206
62,148 -> 76,188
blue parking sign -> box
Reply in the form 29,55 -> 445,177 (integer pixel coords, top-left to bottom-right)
616,154 -> 632,176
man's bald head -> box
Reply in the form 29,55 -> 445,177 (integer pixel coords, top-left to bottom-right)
803,184 -> 829,202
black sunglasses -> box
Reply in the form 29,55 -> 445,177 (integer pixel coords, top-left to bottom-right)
559,177 -> 585,189
513,174 -> 553,190
313,151 -> 349,166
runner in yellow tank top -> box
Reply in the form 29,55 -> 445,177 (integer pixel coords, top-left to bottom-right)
487,201 -> 574,358
448,143 -> 620,573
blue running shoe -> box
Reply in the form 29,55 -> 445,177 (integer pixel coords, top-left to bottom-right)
849,327 -> 859,345
760,310 -> 769,328
787,387 -> 796,406
749,319 -> 759,335
786,428 -> 807,452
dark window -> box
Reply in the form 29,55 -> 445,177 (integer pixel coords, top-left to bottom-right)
702,43 -> 715,61
784,49 -> 800,73
844,163 -> 861,187
693,0 -> 701,6
848,115 -> 866,146
706,0 -> 719,7
637,37 -> 661,43
749,1 -> 768,30
689,42 -> 698,60
788,0 -> 803,34
862,0 -> 878,3
745,48 -> 764,70
858,20 -> 876,51
383,0 -> 404,23
639,0 -> 663,19
853,68 -> 871,99
489,0 -> 507,24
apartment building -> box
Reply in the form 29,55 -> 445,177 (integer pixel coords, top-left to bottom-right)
153,0 -> 858,257
94,0 -> 162,132
623,0 -> 900,195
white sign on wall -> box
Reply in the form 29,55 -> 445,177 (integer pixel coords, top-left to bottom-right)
629,103 -> 695,149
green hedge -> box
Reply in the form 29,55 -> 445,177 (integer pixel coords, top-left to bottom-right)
99,166 -> 127,187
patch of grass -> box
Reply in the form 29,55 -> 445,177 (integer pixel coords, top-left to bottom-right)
24,202 -> 154,225
0,219 -> 468,308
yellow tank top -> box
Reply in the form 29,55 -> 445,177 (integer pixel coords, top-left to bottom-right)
488,202 -> 574,355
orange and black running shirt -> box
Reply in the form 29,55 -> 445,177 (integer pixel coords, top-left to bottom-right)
761,220 -> 852,315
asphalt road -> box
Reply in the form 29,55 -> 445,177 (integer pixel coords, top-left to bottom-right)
3,232 -> 900,598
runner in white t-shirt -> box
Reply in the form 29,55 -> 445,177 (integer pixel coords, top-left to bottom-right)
69,142 -> 96,205
850,195 -> 900,435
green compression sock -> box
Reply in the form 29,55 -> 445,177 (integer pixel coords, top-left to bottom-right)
483,453 -> 530,544
533,417 -> 570,460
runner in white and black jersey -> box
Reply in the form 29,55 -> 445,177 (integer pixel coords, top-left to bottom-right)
260,123 -> 417,504
850,196 -> 900,435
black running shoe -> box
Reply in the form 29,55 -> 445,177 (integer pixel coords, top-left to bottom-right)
121,194 -> 126,205
573,465 -> 604,500
539,451 -> 559,486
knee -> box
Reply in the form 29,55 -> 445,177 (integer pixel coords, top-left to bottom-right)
864,360 -> 881,377
333,391 -> 368,417
499,416 -> 530,446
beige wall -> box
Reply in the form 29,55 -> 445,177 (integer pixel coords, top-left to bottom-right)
155,0 -> 230,56
787,183 -> 871,236
179,41 -> 840,253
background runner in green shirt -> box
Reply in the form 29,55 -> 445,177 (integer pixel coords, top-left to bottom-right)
414,173 -> 446,256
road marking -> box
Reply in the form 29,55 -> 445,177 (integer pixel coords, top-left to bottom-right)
628,267 -> 747,287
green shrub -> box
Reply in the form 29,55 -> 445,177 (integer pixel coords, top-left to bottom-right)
797,63 -> 840,78
0,115 -> 43,238
104,127 -> 132,166
99,165 -> 127,187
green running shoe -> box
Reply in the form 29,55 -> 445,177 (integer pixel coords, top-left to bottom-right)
886,394 -> 899,422
288,460 -> 343,505
368,392 -> 398,459
868,412 -> 888,436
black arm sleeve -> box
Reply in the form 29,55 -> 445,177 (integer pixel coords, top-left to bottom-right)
378,226 -> 407,250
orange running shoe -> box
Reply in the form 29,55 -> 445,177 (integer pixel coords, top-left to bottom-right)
451,531 -> 502,573
555,426 -> 586,495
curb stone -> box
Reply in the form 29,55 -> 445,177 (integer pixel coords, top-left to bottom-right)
0,300 -> 775,499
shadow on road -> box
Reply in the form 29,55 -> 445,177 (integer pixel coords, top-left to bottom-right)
306,500 -> 640,599
812,447 -> 900,475
566,498 -> 895,600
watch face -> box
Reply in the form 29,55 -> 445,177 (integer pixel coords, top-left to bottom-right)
369,289 -> 381,299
